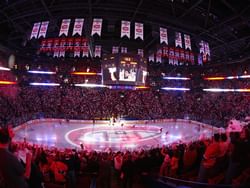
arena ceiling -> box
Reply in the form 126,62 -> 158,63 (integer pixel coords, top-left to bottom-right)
0,0 -> 250,64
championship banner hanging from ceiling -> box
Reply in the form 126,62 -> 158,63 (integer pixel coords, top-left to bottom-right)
156,48 -> 162,63
59,39 -> 66,57
74,38 -> 82,57
59,19 -> 71,37
190,52 -> 195,64
199,40 -> 205,54
66,38 -> 74,51
175,32 -> 182,48
112,46 -> 119,54
184,34 -> 191,50
30,22 -> 41,39
180,49 -> 185,61
135,22 -> 144,40
81,40 -> 88,57
53,39 -> 60,57
121,21 -> 131,38
91,18 -> 103,36
185,50 -> 190,62
198,53 -> 203,65
162,47 -> 168,58
121,47 -> 127,53
148,54 -> 154,62
73,18 -> 84,36
204,42 -> 210,56
138,49 -> 144,57
160,27 -> 168,44
94,45 -> 101,57
38,21 -> 49,38
47,39 -> 53,52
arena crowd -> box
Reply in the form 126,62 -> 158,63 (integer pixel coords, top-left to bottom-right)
0,87 -> 249,128
0,122 -> 249,188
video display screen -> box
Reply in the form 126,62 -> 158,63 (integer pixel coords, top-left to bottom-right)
102,54 -> 147,86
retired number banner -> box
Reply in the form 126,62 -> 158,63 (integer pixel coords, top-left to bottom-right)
121,20 -> 131,38
94,45 -> 102,57
112,46 -> 119,54
184,34 -> 191,50
160,27 -> 168,44
30,22 -> 41,39
59,19 -> 71,37
38,21 -> 49,38
73,18 -> 84,36
91,18 -> 103,36
135,22 -> 144,40
175,32 -> 183,48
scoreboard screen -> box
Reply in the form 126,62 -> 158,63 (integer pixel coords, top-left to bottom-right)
102,54 -> 147,86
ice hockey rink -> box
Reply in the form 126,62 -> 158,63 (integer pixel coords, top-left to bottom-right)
13,119 -> 218,151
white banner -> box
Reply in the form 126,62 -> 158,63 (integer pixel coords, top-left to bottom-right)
112,46 -> 119,54
74,38 -> 81,57
91,18 -> 103,36
135,22 -> 144,40
74,51 -> 80,57
160,27 -> 168,44
199,40 -> 205,54
82,47 -> 89,57
148,54 -> 154,62
94,45 -> 101,57
59,50 -> 65,57
38,21 -> 49,38
30,22 -> 41,39
59,39 -> 66,57
156,48 -> 162,63
121,20 -> 130,38
184,34 -> 191,50
121,47 -> 127,53
169,58 -> 174,65
138,49 -> 144,57
82,40 -> 89,57
53,39 -> 60,58
73,18 -> 84,36
59,19 -> 71,36
204,42 -> 210,56
175,32 -> 182,48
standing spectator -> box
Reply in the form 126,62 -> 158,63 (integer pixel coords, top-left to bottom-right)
50,156 -> 68,184
197,133 -> 220,183
120,153 -> 134,188
98,153 -> 112,188
159,146 -> 171,176
169,150 -> 179,178
0,128 -> 29,188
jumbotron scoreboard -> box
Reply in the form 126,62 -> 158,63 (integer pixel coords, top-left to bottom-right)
102,54 -> 147,86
